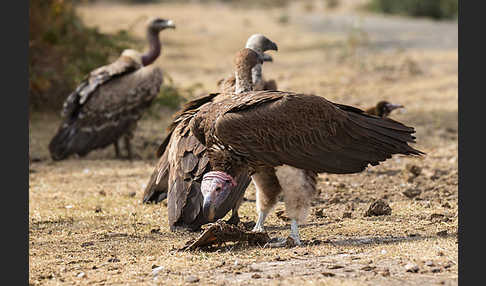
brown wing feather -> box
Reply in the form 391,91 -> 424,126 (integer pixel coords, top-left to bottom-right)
142,149 -> 170,203
143,93 -> 220,204
206,91 -> 422,174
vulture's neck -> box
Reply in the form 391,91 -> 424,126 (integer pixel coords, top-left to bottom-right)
141,29 -> 161,66
209,148 -> 247,178
251,63 -> 263,87
234,65 -> 254,94
364,106 -> 377,116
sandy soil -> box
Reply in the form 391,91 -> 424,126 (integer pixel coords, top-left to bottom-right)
29,1 -> 457,285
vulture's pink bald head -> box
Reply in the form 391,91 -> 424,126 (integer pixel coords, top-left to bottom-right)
201,171 -> 236,221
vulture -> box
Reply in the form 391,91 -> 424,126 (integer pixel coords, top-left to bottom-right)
142,35 -> 278,231
365,101 -> 404,118
189,48 -> 424,246
48,17 -> 175,161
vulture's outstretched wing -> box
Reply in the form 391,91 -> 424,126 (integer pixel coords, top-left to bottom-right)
200,91 -> 422,174
49,64 -> 162,160
61,55 -> 142,121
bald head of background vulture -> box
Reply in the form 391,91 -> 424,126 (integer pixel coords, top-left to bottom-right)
218,34 -> 278,93
48,17 -> 175,161
365,101 -> 404,118
141,35 -> 278,231
189,48 -> 424,245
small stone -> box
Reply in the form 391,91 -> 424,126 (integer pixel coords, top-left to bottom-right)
431,268 -> 441,273
381,268 -> 390,277
425,261 -> 434,267
381,249 -> 387,255
402,188 -> 421,199
406,164 -> 422,177
361,266 -> 376,271
437,230 -> 448,237
442,202 -> 452,208
76,272 -> 86,278
128,192 -> 136,198
314,208 -> 325,218
251,273 -> 261,279
94,206 -> 102,213
328,265 -> 344,269
322,272 -> 335,277
99,190 -> 106,196
364,199 -> 392,217
151,266 -> 164,277
186,275 -> 200,283
342,212 -> 352,219
405,262 -> 419,273
430,213 -> 448,222
108,257 -> 120,263
81,241 -> 94,247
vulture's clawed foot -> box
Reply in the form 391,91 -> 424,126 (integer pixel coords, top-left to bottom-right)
226,214 -> 240,226
264,236 -> 301,248
252,225 -> 265,233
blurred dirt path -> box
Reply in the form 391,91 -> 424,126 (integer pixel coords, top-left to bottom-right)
295,11 -> 457,51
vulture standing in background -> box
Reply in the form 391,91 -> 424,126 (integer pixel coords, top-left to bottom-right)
365,101 -> 404,118
48,17 -> 175,161
190,48 -> 424,246
142,34 -> 278,231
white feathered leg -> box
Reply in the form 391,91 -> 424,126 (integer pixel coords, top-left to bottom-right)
275,166 -> 317,246
251,167 -> 282,233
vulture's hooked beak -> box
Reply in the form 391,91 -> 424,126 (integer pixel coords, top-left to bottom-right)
385,103 -> 404,112
268,41 -> 278,52
164,20 -> 176,29
201,171 -> 236,222
202,192 -> 217,222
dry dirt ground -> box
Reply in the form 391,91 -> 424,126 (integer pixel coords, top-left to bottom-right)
29,1 -> 458,285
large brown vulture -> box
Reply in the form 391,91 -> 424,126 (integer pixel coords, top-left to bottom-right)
142,35 -> 278,231
48,17 -> 175,161
189,48 -> 424,245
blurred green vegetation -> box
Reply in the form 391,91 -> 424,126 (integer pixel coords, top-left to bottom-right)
147,75 -> 205,118
367,0 -> 458,20
29,0 -> 137,111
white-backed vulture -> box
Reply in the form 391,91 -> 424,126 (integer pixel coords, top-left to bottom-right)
189,48 -> 424,246
142,35 -> 278,231
365,101 -> 404,118
48,17 -> 175,161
